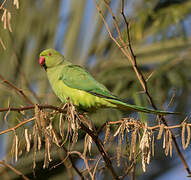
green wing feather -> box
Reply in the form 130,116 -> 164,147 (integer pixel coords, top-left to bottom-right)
59,65 -> 115,98
59,65 -> 177,115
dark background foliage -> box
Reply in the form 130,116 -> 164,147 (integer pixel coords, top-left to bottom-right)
0,0 -> 191,179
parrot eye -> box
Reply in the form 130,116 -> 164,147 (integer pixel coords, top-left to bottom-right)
48,53 -> 52,56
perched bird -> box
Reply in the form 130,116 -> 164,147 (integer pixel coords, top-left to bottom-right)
39,48 -> 175,115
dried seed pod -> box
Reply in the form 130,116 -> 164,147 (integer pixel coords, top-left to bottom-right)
132,130 -> 137,154
25,129 -> 30,152
13,0 -> 19,9
43,135 -> 52,169
114,123 -> 122,137
40,110 -> 47,128
33,124 -> 38,169
130,129 -> 137,160
125,132 -> 130,155
120,121 -> 126,140
15,134 -> 18,162
185,125 -> 191,149
11,134 -> 16,162
51,128 -> 60,147
37,134 -> 42,150
72,130 -> 78,147
104,123 -> 110,144
34,105 -> 39,120
7,11 -> 12,32
83,134 -> 92,155
157,124 -> 165,140
59,113 -> 65,138
88,136 -> 92,155
168,130 -> 172,157
47,138 -> 52,162
83,134 -> 88,155
139,128 -> 151,172
0,38 -> 6,50
165,130 -> 172,156
182,123 -> 186,149
34,105 -> 42,133
4,107 -> 10,123
1,9 -> 7,30
11,133 -> 19,162
163,130 -> 166,149
117,136 -> 122,167
152,132 -> 155,157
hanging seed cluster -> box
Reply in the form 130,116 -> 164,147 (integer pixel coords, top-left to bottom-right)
10,102 -> 81,170
7,102 -> 191,177
107,117 -> 191,172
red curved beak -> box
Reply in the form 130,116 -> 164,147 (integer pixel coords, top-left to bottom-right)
39,56 -> 45,67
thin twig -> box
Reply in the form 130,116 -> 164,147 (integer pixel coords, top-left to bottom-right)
119,151 -> 141,179
92,156 -> 102,179
0,74 -> 33,105
0,104 -> 66,113
120,1 -> 191,174
0,160 -> 29,180
0,102 -> 190,178
0,105 -> 190,136
79,116 -> 120,180
0,0 -> 7,9
50,128 -> 85,179
94,0 -> 191,175
7,30 -> 40,103
69,151 -> 94,179
0,117 -> 35,135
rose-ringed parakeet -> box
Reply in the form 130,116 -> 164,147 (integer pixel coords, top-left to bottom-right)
39,48 -> 175,115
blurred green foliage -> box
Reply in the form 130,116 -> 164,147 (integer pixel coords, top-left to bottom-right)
0,0 -> 191,179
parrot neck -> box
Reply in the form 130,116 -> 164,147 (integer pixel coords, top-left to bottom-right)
55,60 -> 64,66
46,64 -> 64,86
55,57 -> 71,67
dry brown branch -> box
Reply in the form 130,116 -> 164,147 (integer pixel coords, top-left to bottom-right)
69,151 -> 94,179
119,151 -> 141,179
79,119 -> 120,180
0,107 -> 190,136
94,1 -> 122,48
92,156 -> 102,178
0,160 -> 29,180
8,38 -> 41,103
0,68 -> 189,178
0,103 -> 84,178
0,0 -> 8,9
50,129 -> 85,180
94,0 -> 191,175
0,38 -> 6,50
0,103 -> 191,178
0,117 -> 35,135
0,106 -> 139,177
0,74 -> 33,105
0,104 -> 60,113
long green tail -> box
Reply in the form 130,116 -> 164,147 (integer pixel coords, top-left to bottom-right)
107,98 -> 178,115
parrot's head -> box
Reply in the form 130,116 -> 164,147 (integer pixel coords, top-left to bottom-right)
39,49 -> 64,70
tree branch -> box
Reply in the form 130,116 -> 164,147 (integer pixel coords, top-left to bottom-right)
0,117 -> 35,135
78,118 -> 120,180
0,160 -> 29,180
94,0 -> 191,175
0,74 -> 33,105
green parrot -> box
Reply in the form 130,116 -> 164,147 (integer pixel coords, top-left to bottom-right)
39,48 -> 176,115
